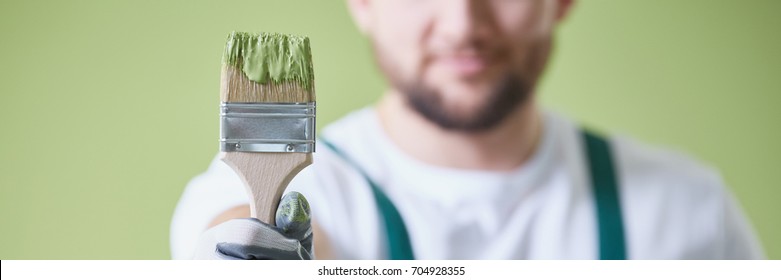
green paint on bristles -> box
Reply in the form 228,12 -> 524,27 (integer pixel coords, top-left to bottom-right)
223,31 -> 314,91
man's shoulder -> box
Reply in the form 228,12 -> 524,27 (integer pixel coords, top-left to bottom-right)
319,107 -> 378,147
548,110 -> 726,196
609,134 -> 727,254
610,134 -> 725,195
606,135 -> 763,259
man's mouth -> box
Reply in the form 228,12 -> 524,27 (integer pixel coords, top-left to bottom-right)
431,52 -> 495,78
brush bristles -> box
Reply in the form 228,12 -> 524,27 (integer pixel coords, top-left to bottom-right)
221,65 -> 315,103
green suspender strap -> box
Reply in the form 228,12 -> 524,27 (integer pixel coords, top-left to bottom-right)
320,139 -> 416,260
321,129 -> 626,260
582,130 -> 628,260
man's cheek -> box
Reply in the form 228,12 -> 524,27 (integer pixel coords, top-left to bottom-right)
401,51 -> 427,81
420,62 -> 447,89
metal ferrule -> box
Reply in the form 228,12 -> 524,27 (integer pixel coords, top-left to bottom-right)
220,102 -> 315,153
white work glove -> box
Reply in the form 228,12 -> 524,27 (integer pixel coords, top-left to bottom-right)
193,191 -> 313,260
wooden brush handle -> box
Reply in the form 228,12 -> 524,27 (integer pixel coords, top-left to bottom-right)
220,152 -> 312,225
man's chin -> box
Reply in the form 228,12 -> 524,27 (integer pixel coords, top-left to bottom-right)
426,66 -> 506,88
426,83 -> 494,104
405,72 -> 530,132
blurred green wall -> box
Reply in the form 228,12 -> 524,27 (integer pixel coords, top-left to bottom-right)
0,0 -> 778,259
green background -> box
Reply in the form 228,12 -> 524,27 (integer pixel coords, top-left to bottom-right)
0,0 -> 778,259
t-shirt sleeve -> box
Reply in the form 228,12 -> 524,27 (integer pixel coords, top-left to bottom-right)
169,154 -> 249,259
721,188 -> 765,259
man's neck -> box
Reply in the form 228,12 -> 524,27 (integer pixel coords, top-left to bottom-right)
376,91 -> 542,171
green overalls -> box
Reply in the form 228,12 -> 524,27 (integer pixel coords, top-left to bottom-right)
320,130 -> 627,260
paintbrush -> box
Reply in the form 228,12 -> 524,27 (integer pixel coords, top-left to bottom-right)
219,31 -> 315,225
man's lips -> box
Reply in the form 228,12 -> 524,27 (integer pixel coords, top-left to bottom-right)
431,53 -> 493,78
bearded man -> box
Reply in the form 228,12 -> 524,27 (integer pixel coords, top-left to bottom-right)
171,0 -> 763,260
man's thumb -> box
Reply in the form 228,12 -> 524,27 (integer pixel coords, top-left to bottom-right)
275,191 -> 312,240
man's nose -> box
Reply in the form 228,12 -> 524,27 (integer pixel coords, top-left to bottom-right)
436,0 -> 492,45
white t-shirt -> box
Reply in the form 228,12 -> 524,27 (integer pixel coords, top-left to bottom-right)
170,108 -> 764,259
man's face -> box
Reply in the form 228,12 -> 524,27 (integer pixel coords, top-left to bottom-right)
350,0 -> 568,131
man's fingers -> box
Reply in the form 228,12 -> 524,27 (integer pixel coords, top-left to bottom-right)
193,218 -> 310,260
217,242 -> 312,260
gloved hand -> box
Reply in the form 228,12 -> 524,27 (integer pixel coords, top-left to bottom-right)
192,191 -> 313,260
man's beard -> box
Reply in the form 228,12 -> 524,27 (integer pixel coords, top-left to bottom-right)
402,72 -> 531,132
373,38 -> 550,133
